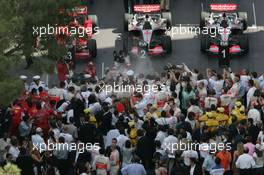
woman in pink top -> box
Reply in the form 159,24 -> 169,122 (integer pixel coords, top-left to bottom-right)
243,136 -> 255,156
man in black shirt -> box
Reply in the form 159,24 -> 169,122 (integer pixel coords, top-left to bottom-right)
78,115 -> 97,144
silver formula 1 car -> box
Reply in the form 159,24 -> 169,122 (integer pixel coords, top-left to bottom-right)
200,4 -> 249,58
124,4 -> 172,56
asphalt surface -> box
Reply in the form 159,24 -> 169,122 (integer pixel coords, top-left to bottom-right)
19,0 -> 262,84
84,0 -> 264,78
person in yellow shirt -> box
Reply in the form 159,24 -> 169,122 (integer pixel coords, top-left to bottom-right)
230,101 -> 247,122
150,106 -> 160,119
216,107 -> 229,126
144,112 -> 152,121
199,112 -> 218,131
128,120 -> 138,147
205,113 -> 219,131
198,105 -> 219,131
84,108 -> 97,127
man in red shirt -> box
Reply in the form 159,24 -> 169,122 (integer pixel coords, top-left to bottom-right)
216,147 -> 232,172
32,102 -> 50,138
11,100 -> 24,135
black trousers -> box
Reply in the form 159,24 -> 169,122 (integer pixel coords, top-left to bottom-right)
239,168 -> 252,175
56,158 -> 69,175
204,170 -> 210,175
253,167 -> 264,175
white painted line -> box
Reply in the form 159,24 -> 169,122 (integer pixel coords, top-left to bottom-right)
174,24 -> 200,26
252,3 -> 257,27
201,3 -> 204,12
248,25 -> 258,29
102,62 -> 104,78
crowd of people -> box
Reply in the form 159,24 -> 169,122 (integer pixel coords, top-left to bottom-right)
1,62 -> 264,175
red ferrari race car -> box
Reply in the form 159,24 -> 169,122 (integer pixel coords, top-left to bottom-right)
123,4 -> 172,57
200,4 -> 249,60
56,6 -> 98,61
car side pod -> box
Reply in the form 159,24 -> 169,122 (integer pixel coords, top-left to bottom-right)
209,45 -> 219,53
229,45 -> 241,54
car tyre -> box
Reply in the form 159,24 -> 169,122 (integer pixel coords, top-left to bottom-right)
124,13 -> 133,31
239,34 -> 249,54
201,34 -> 210,52
162,12 -> 172,30
238,12 -> 248,30
162,35 -> 172,54
200,12 -> 210,29
87,39 -> 97,58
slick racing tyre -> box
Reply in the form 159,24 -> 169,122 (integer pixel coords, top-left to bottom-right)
200,12 -> 210,29
124,13 -> 133,31
161,35 -> 172,54
239,34 -> 249,54
162,12 -> 172,30
238,12 -> 248,30
123,36 -> 133,55
87,39 -> 97,58
201,34 -> 210,52
124,0 -> 129,13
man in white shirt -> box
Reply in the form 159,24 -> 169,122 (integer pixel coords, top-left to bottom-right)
88,101 -> 102,115
48,81 -> 67,100
258,128 -> 264,145
235,147 -> 255,175
134,98 -> 147,118
181,149 -> 199,167
247,106 -> 261,125
155,126 -> 168,144
121,156 -> 146,175
134,116 -> 144,130
0,134 -> 10,163
155,111 -> 169,126
105,129 -> 120,148
246,79 -> 256,107
64,117 -> 78,139
240,70 -> 251,90
116,131 -> 129,148
187,103 -> 203,118
29,75 -> 48,93
92,148 -> 110,175
59,127 -> 74,144
228,76 -> 241,100
209,74 -> 224,97
161,129 -> 178,158
31,127 -> 46,152
8,138 -> 20,161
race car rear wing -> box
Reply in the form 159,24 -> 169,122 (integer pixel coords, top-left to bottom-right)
59,6 -> 88,16
133,4 -> 160,13
210,4 -> 237,11
70,6 -> 88,16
